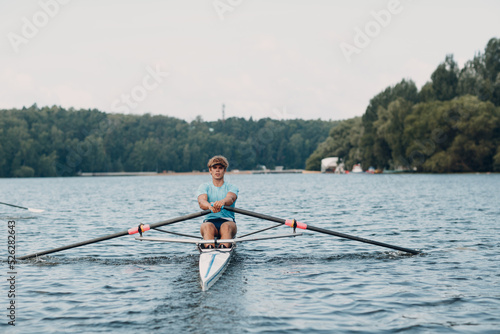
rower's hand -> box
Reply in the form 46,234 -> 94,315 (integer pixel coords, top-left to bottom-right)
211,200 -> 224,212
208,203 -> 219,213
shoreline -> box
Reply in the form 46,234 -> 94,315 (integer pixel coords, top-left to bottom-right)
79,170 -> 317,177
76,170 -> 497,177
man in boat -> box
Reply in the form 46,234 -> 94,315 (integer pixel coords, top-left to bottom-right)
197,155 -> 238,248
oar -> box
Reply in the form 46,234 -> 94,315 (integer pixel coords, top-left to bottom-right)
0,201 -> 45,213
18,210 -> 211,260
225,207 -> 420,255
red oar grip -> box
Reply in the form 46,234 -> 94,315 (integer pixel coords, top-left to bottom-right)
285,219 -> 307,230
128,224 -> 150,235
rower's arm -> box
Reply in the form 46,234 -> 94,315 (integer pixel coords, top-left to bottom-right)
222,192 -> 237,206
212,192 -> 237,212
198,192 -> 237,212
198,194 -> 212,210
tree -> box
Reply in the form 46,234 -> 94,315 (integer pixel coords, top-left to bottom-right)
13,166 -> 35,178
305,117 -> 362,170
493,147 -> 500,172
288,133 -> 305,168
431,54 -> 459,101
418,82 -> 436,102
492,73 -> 500,106
403,96 -> 499,172
374,98 -> 413,168
484,38 -> 500,83
457,60 -> 482,97
37,152 -> 57,176
361,79 -> 418,168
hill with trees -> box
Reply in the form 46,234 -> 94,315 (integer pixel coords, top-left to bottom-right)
306,37 -> 500,173
0,106 -> 334,177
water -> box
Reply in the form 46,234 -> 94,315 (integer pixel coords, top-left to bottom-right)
1,174 -> 499,333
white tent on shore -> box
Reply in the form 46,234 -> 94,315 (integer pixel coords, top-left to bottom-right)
321,157 -> 338,173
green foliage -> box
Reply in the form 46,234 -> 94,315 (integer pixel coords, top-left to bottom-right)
374,98 -> 414,168
484,38 -> 500,83
403,96 -> 499,172
306,118 -> 361,170
493,147 -> 500,172
307,37 -> 500,173
12,166 -> 35,178
361,79 -> 419,168
431,54 -> 459,101
0,106 -> 333,177
418,82 -> 436,103
457,39 -> 500,106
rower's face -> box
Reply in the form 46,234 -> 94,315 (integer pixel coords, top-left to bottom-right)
210,164 -> 226,179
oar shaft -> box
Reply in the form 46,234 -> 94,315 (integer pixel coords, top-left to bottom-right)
0,201 -> 28,210
0,201 -> 44,212
18,231 -> 127,260
225,207 -> 285,224
18,210 -> 211,260
225,207 -> 420,255
305,224 -> 420,255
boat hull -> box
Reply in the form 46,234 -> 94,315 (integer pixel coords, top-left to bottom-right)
199,246 -> 233,291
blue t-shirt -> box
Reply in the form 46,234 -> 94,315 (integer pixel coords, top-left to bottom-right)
196,182 -> 238,221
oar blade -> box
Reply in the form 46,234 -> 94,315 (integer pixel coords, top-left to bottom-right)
28,208 -> 45,213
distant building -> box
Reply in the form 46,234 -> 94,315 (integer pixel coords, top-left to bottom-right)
321,157 -> 338,173
321,157 -> 346,173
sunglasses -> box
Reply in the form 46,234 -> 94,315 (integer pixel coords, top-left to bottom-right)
210,164 -> 225,170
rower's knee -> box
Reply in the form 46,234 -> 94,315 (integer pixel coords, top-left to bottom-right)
220,221 -> 237,237
201,222 -> 217,237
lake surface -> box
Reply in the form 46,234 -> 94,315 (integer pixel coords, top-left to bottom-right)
1,173 -> 499,333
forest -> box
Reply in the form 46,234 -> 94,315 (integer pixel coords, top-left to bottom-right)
306,37 -> 500,173
0,106 -> 334,177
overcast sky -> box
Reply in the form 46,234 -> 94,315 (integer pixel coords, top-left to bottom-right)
1,0 -> 499,122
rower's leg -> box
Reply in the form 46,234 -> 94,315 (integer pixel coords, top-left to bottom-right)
200,222 -> 218,248
219,221 -> 237,248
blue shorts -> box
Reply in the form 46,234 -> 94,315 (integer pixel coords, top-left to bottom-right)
203,218 -> 235,233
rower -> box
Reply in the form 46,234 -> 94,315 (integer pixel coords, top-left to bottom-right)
197,155 -> 238,248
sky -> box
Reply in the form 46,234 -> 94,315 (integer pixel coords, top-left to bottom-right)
1,0 -> 499,122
